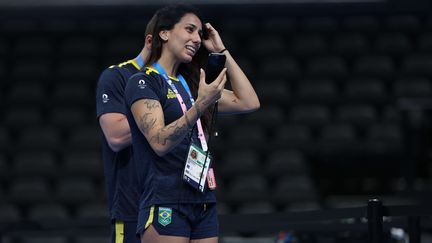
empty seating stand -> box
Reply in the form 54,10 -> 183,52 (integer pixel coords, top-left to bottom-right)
1,8 -> 432,238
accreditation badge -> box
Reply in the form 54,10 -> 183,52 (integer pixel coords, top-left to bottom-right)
183,143 -> 211,193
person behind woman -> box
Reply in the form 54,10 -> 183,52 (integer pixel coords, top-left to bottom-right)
124,4 -> 260,243
96,15 -> 156,243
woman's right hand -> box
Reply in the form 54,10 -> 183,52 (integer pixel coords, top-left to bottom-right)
196,68 -> 228,111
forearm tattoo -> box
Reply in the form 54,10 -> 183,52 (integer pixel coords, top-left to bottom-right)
140,99 -> 190,147
185,113 -> 193,129
195,101 -> 203,117
150,121 -> 188,145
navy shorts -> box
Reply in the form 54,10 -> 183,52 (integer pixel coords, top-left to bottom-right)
111,220 -> 140,243
137,203 -> 218,240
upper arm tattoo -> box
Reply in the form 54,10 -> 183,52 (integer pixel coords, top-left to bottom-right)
137,100 -> 160,136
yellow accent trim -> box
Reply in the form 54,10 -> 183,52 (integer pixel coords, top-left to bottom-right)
145,67 -> 179,81
118,59 -> 140,70
115,220 -> 124,243
144,206 -> 155,229
130,59 -> 141,70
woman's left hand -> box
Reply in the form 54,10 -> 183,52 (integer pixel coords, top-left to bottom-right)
202,23 -> 226,53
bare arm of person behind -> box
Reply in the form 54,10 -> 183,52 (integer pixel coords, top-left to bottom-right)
202,23 -> 260,115
131,69 -> 227,157
99,113 -> 132,152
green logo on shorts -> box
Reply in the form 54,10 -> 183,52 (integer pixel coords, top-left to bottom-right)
158,207 -> 172,226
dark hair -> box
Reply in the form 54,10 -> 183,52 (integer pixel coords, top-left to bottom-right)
145,4 -> 213,132
144,13 -> 157,36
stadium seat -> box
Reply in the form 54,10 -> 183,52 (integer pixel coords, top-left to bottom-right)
365,123 -> 403,152
254,79 -> 291,105
6,83 -> 46,105
66,125 -> 101,149
402,55 -> 432,77
353,55 -> 395,78
226,124 -> 267,149
237,202 -> 276,214
261,17 -> 297,35
341,15 -> 380,32
0,38 -> 8,56
75,236 -> 112,243
417,32 -> 432,53
247,35 -> 287,57
332,33 -> 370,56
10,59 -> 52,80
0,203 -> 22,223
16,126 -> 61,150
12,151 -> 57,178
301,16 -> 338,33
381,105 -> 402,122
28,203 -> 70,221
75,202 -> 109,221
59,36 -> 99,57
13,36 -> 53,56
61,151 -> 103,178
373,33 -> 412,56
289,105 -> 331,126
265,149 -> 308,176
290,34 -> 328,57
2,19 -> 40,33
273,124 -> 313,149
393,78 -> 432,97
334,104 -> 377,126
220,18 -> 255,36
343,78 -> 387,102
49,107 -> 88,128
105,36 -> 141,58
272,176 -> 318,203
56,59 -> 98,80
258,57 -> 301,79
242,106 -> 284,127
318,123 -> 359,153
4,107 -> 44,128
296,79 -> 339,101
0,127 -> 8,149
51,82 -> 92,106
219,149 -> 261,176
8,177 -> 52,204
305,56 -> 348,79
285,201 -> 322,212
56,178 -> 98,204
384,15 -> 421,32
226,175 -> 269,203
20,237 -> 69,243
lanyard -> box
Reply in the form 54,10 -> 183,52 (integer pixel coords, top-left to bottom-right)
152,63 -> 208,152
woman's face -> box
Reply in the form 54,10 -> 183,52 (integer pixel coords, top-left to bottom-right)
163,13 -> 203,63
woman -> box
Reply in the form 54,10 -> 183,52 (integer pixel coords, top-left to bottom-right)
124,4 -> 260,243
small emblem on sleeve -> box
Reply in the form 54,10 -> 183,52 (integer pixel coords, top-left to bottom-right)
138,79 -> 147,89
102,94 -> 109,103
158,207 -> 172,226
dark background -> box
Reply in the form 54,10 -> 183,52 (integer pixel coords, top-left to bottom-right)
1,0 -> 432,242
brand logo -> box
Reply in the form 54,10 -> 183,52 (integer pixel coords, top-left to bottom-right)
158,207 -> 172,226
138,79 -> 146,89
102,94 -> 109,103
167,88 -> 176,99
